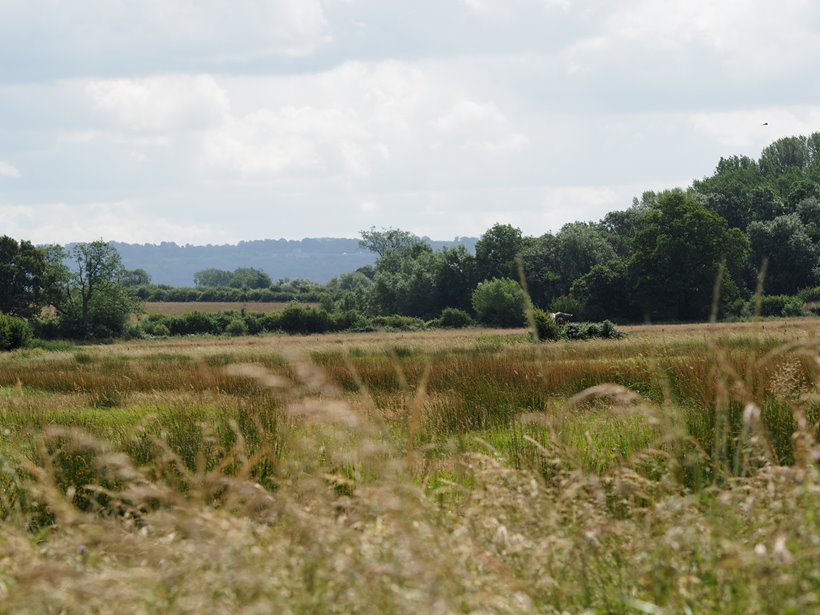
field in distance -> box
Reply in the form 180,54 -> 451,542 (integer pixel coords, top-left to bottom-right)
142,301 -> 319,315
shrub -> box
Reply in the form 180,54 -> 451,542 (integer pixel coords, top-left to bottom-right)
260,312 -> 283,333
599,319 -> 625,339
226,317 -> 249,337
471,278 -> 527,328
242,313 -> 265,335
755,295 -> 806,317
168,312 -> 220,336
797,286 -> 820,303
0,313 -> 33,350
532,308 -> 561,341
371,315 -> 428,331
279,304 -> 332,334
562,320 -> 625,341
151,323 -> 170,337
438,307 -> 473,329
332,310 -> 370,332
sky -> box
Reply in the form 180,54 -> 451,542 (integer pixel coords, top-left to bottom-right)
2,1 -> 820,245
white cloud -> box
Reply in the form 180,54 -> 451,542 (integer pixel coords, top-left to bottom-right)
437,100 -> 507,132
0,161 -> 21,178
83,75 -> 230,132
0,202 -> 234,245
0,0 -> 333,75
565,0 -> 820,81
201,105 -> 381,179
359,200 -> 381,213
464,0 -> 572,16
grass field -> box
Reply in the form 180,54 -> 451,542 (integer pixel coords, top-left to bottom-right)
142,301 -> 319,315
0,320 -> 818,613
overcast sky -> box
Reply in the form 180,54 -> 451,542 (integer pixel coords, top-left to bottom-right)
2,0 -> 819,245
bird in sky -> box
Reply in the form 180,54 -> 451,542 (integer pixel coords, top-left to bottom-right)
761,122 -> 769,126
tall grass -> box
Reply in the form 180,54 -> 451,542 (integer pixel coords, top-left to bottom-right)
0,323 -> 817,613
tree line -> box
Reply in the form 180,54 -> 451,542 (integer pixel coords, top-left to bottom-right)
1,133 -> 819,348
327,134 -> 820,324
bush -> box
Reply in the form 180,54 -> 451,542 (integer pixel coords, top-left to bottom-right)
0,313 -> 33,350
278,304 -> 332,334
331,310 -> 370,332
260,312 -> 283,333
168,312 -> 220,336
437,307 -> 473,329
371,315 -> 428,331
797,286 -> 820,303
532,308 -> 561,341
562,320 -> 625,341
151,323 -> 170,337
471,278 -> 527,328
754,295 -> 806,317
226,317 -> 249,337
599,319 -> 625,339
242,313 -> 265,335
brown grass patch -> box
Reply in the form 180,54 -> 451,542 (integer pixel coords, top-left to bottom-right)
142,301 -> 319,315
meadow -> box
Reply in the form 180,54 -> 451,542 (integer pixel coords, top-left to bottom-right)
0,320 -> 818,613
142,301 -> 318,315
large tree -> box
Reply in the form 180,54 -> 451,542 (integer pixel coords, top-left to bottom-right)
748,214 -> 818,295
371,243 -> 441,319
53,240 -> 136,338
0,236 -> 52,318
230,267 -> 272,289
629,190 -> 739,321
475,223 -> 524,282
359,227 -> 422,257
434,245 -> 478,314
194,268 -> 234,287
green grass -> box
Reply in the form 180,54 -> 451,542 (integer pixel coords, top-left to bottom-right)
0,323 -> 817,613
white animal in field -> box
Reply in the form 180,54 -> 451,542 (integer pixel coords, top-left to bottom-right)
549,312 -> 573,325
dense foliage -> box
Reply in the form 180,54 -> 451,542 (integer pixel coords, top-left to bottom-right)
0,313 -> 32,350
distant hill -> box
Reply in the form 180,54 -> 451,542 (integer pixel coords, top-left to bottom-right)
111,237 -> 478,286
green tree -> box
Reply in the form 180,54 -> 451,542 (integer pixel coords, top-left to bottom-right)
570,258 -> 635,322
600,196 -> 653,257
518,224 -> 615,309
629,190 -> 736,321
359,227 -> 422,257
122,268 -> 152,287
0,236 -> 51,318
747,185 -> 785,223
322,271 -> 374,313
475,223 -> 524,282
471,278 -> 527,328
519,234 -> 560,308
53,241 -> 137,338
230,267 -> 272,289
693,156 -> 762,229
193,268 -> 233,287
371,244 -> 441,318
435,245 -> 478,313
748,215 -> 818,295
554,222 -> 616,293
796,197 -> 820,243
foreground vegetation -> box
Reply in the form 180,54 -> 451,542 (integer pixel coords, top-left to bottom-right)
0,321 -> 817,613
